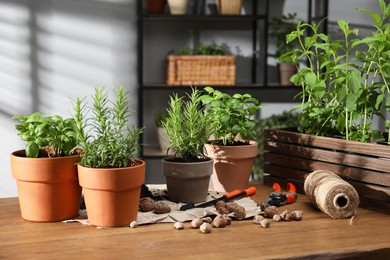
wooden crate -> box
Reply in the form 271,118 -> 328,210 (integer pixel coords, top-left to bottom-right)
166,55 -> 236,86
263,128 -> 390,213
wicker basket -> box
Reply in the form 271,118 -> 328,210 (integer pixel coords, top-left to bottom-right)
216,0 -> 243,15
166,55 -> 236,86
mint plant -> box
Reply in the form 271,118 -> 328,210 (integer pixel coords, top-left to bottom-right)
280,0 -> 390,142
73,86 -> 143,168
13,112 -> 78,158
200,87 -> 263,145
162,88 -> 212,161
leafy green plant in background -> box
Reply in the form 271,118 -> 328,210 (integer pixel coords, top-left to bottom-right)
280,0 -> 390,143
13,112 -> 77,158
270,12 -> 298,60
162,88 -> 212,162
173,42 -> 230,55
200,87 -> 263,146
73,86 -> 143,168
252,110 -> 300,179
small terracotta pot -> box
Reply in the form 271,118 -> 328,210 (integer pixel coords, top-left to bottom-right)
78,160 -> 145,227
145,0 -> 167,14
10,150 -> 82,222
205,141 -> 258,192
277,63 -> 297,86
162,157 -> 213,203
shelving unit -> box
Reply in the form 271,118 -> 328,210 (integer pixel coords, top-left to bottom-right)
137,0 -> 328,183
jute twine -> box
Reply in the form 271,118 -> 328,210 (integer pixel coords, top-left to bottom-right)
304,170 -> 359,219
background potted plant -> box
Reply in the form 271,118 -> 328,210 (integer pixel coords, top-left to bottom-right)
167,0 -> 189,14
270,12 -> 298,85
161,88 -> 213,203
154,110 -> 171,154
10,112 -> 81,222
145,0 -> 167,14
200,87 -> 263,192
264,0 -> 390,211
73,86 -> 145,227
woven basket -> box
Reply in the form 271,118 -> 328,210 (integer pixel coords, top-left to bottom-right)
216,0 -> 243,15
166,55 -> 236,86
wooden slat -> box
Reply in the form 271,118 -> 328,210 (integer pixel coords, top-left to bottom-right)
264,128 -> 390,159
264,152 -> 390,186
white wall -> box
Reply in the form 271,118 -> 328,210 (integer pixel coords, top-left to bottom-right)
0,0 -> 137,197
0,0 -> 383,197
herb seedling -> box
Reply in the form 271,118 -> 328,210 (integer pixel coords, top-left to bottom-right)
73,86 -> 143,168
13,112 -> 77,158
162,88 -> 212,161
200,87 -> 263,145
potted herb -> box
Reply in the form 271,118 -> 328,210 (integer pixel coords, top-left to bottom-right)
200,87 -> 263,192
10,112 -> 81,222
145,0 -> 167,14
166,42 -> 236,86
270,12 -> 298,85
167,0 -> 189,14
161,88 -> 213,203
73,86 -> 145,227
265,0 -> 390,210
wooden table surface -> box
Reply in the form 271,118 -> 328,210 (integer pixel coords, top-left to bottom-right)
1,182 -> 389,260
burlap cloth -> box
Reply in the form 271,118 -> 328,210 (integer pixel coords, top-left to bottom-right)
64,185 -> 261,228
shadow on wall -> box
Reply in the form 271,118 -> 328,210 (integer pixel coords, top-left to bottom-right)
0,0 -> 137,198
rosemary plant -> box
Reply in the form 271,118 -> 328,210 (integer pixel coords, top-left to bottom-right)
162,88 -> 212,162
73,86 -> 143,168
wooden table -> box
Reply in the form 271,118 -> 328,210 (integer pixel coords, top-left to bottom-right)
1,183 -> 389,259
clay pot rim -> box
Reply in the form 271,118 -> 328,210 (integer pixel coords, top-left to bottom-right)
205,140 -> 258,148
10,149 -> 80,161
161,156 -> 212,165
77,159 -> 145,171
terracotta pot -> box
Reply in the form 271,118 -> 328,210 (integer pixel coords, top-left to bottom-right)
277,63 -> 297,86
162,157 -> 213,203
78,160 -> 145,227
205,141 -> 258,192
10,150 -> 82,222
145,0 -> 167,14
167,0 -> 189,14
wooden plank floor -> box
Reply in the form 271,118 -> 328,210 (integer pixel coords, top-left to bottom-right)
1,182 -> 389,259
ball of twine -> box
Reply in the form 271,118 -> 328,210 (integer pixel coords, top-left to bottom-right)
304,170 -> 359,219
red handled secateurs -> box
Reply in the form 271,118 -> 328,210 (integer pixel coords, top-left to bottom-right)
265,182 -> 297,207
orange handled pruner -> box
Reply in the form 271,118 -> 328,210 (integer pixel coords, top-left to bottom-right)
180,186 -> 257,211
266,182 -> 297,206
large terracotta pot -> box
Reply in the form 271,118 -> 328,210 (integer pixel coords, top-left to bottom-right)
162,157 -> 213,203
205,141 -> 258,192
10,150 -> 82,222
78,160 -> 145,227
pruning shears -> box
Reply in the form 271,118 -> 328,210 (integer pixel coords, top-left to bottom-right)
265,182 -> 297,207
